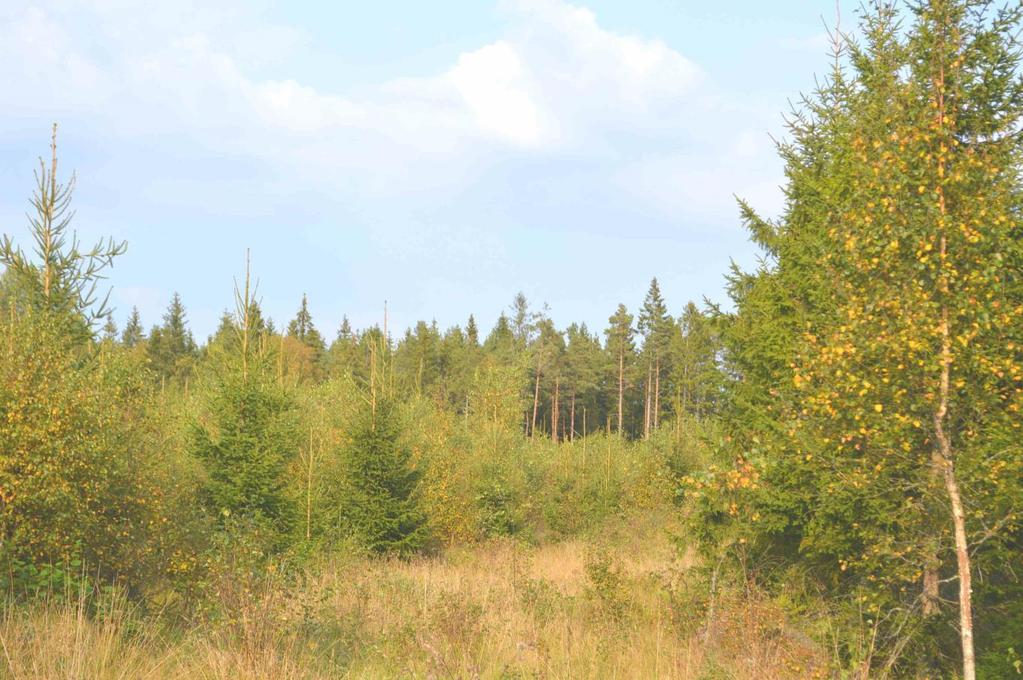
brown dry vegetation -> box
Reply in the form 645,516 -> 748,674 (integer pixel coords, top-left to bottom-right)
0,517 -> 826,680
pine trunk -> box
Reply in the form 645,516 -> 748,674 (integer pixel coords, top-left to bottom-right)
552,377 -> 560,443
617,348 -> 624,437
643,361 -> 651,440
654,356 -> 661,431
531,364 -> 541,439
570,393 -> 576,442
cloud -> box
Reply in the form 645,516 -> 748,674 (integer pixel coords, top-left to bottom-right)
0,0 -> 785,308
447,41 -> 546,147
0,0 -> 789,339
0,0 -> 712,156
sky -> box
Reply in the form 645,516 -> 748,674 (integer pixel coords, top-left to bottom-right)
0,0 -> 842,341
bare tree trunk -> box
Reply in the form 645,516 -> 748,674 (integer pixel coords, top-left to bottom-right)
42,126 -> 60,301
617,348 -> 624,437
935,302 -> 975,680
305,427 -> 315,541
642,362 -> 649,440
416,357 -> 424,398
932,46 -> 975,674
552,377 -> 560,443
570,393 -> 576,442
943,452 -> 975,680
277,334 -> 284,385
531,364 -> 541,439
644,361 -> 653,440
370,342 -> 377,426
675,385 -> 682,444
240,250 -> 252,380
654,356 -> 661,431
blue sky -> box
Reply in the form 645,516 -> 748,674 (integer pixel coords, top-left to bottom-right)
0,0 -> 839,340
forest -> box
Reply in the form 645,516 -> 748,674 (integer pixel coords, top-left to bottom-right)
1,2 -> 1022,679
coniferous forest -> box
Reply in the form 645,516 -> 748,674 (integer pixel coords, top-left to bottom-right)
1,2 -> 1022,679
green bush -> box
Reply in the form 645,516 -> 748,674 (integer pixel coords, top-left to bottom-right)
0,311 -> 170,591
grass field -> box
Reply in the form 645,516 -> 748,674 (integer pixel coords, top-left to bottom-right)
0,515 -> 826,679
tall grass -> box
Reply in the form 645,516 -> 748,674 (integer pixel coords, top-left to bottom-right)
0,517 -> 827,679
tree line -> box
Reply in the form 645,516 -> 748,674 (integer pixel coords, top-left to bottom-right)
99,279 -> 723,443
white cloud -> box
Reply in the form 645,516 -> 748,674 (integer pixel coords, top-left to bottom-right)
447,41 -> 547,147
0,0 -> 784,230
1,0 -> 707,148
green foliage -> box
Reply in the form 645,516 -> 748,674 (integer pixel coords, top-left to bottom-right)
0,310 -> 169,589
689,2 -> 1023,676
191,370 -> 298,539
341,400 -> 429,556
190,287 -> 298,544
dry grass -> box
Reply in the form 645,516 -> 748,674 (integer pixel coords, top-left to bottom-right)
0,522 -> 828,679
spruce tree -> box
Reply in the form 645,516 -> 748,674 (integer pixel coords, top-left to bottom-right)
326,316 -> 359,377
121,306 -> 144,348
287,293 -> 325,352
510,292 -> 535,349
337,316 -> 354,342
638,278 -> 673,436
672,302 -> 721,420
0,125 -> 126,342
191,255 -> 298,543
343,399 -> 428,556
101,315 -> 118,343
466,314 -> 480,348
191,374 -> 297,534
147,293 -> 197,385
484,313 -> 517,365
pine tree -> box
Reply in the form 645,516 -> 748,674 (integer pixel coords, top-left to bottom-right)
563,323 -> 604,439
604,304 -> 635,437
395,320 -> 441,398
438,324 -> 475,411
531,317 -> 565,439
